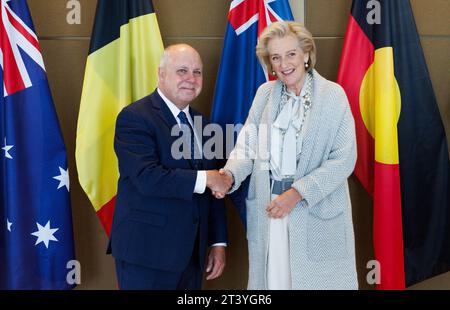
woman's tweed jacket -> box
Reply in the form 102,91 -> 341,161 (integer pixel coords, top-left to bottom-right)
224,70 -> 358,289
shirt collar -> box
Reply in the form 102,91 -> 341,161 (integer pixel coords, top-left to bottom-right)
157,88 -> 190,124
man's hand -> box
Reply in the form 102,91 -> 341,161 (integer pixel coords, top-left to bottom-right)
266,188 -> 302,218
213,169 -> 234,199
206,170 -> 233,199
206,246 -> 226,280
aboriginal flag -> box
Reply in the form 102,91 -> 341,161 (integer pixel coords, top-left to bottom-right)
76,0 -> 164,235
337,0 -> 450,289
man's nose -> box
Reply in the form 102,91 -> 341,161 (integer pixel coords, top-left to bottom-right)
185,71 -> 196,82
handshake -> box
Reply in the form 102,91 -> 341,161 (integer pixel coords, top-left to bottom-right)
206,169 -> 234,199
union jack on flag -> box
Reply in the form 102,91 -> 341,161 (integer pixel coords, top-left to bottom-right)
0,0 -> 75,289
228,0 -> 290,81
211,0 -> 294,225
212,0 -> 294,128
230,0 -> 285,36
0,0 -> 45,95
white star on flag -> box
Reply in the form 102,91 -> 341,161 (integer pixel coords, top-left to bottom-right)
31,221 -> 59,248
2,138 -> 14,159
53,167 -> 69,191
7,219 -> 12,232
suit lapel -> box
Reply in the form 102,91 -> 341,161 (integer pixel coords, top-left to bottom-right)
150,91 -> 179,130
150,91 -> 194,169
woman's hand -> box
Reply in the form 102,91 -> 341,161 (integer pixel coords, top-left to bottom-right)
266,188 -> 302,218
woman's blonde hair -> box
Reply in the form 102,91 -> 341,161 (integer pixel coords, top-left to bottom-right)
256,21 -> 316,73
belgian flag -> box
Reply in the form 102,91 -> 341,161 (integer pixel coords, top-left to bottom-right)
75,0 -> 164,235
338,0 -> 450,289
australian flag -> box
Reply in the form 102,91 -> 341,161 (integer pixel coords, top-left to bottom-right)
211,0 -> 294,225
0,0 -> 75,289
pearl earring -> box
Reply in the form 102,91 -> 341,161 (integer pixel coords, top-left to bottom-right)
305,62 -> 309,68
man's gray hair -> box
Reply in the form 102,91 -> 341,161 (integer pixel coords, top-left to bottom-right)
158,44 -> 199,70
159,48 -> 171,69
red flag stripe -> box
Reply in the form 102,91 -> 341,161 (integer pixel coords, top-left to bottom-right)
373,162 -> 405,289
0,19 -> 25,94
257,0 -> 266,35
337,15 -> 375,195
96,196 -> 116,237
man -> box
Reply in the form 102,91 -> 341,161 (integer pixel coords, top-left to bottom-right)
110,44 -> 232,289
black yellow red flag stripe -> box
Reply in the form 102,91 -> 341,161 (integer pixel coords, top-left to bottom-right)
338,0 -> 450,288
75,0 -> 164,235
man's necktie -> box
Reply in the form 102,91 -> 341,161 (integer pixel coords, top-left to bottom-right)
177,111 -> 202,169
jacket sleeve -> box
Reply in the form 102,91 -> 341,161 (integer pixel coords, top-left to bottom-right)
114,107 -> 197,201
208,196 -> 228,245
292,91 -> 357,209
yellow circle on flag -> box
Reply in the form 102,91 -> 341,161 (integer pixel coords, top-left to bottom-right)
359,47 -> 401,165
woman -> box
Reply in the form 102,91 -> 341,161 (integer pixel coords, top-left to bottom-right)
221,21 -> 358,289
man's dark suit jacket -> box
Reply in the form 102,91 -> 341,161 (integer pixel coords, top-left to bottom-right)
110,90 -> 227,274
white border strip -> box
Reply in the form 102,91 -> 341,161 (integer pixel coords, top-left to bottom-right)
230,0 -> 245,11
235,13 -> 259,35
